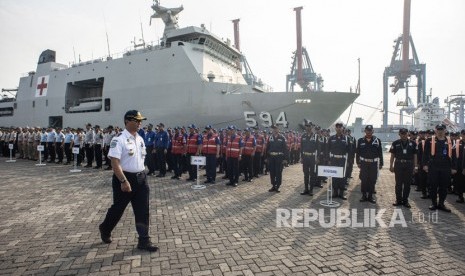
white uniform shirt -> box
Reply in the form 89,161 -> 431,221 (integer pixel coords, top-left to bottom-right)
108,129 -> 146,173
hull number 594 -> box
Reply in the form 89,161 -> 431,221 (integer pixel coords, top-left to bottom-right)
244,111 -> 288,128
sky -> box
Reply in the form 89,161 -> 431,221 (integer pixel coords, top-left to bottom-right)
0,0 -> 464,127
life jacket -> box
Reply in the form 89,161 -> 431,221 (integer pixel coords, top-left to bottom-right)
431,135 -> 452,158
171,134 -> 185,155
242,136 -> 255,156
186,133 -> 200,154
226,135 -> 241,158
202,134 -> 218,155
255,134 -> 265,153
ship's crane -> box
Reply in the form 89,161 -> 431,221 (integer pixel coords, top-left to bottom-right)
286,7 -> 324,92
382,0 -> 426,128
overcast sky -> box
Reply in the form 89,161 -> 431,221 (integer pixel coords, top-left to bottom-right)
0,0 -> 464,127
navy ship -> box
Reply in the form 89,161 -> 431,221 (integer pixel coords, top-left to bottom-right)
0,1 -> 358,129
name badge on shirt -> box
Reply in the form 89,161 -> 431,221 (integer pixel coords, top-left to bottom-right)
403,149 -> 407,154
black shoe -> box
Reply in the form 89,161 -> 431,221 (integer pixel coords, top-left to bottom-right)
309,192 -> 313,196
360,196 -> 368,202
415,188 -> 422,192
393,201 -> 403,206
242,178 -> 248,182
105,167 -> 112,170
156,174 -> 165,178
367,198 -> 376,204
300,191 -> 309,195
94,166 -> 102,169
429,205 -> 438,211
99,225 -> 112,244
275,189 -> 280,193
339,195 -> 347,200
84,165 -> 92,168
204,180 -> 212,184
437,204 -> 451,213
137,241 -> 158,252
269,187 -> 276,192
403,202 -> 411,208
222,176 -> 228,179
373,190 -> 377,194
456,197 -> 465,203
171,176 -> 177,179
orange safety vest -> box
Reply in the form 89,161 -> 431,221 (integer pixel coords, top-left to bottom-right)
187,133 -> 200,154
255,135 -> 265,153
171,134 -> 185,155
226,135 -> 241,158
242,136 -> 255,156
431,135 -> 452,158
455,139 -> 461,158
202,134 -> 218,155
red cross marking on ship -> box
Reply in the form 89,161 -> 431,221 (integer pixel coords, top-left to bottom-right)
37,77 -> 48,95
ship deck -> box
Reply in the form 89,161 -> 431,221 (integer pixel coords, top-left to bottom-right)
0,154 -> 464,275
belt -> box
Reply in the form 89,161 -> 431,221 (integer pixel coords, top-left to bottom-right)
123,171 -> 145,176
360,157 -> 379,163
269,152 -> 283,156
303,152 -> 316,156
396,159 -> 412,163
331,154 -> 346,158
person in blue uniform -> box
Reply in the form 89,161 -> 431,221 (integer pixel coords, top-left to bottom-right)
389,128 -> 418,208
265,125 -> 288,192
154,123 -> 169,177
422,124 -> 456,212
99,110 -> 157,252
144,124 -> 156,175
328,122 -> 350,200
356,125 -> 383,203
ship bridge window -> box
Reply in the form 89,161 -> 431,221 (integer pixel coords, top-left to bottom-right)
0,107 -> 13,117
199,37 -> 206,45
65,77 -> 104,113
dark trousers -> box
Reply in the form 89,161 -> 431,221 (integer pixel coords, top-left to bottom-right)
331,157 -> 347,196
156,148 -> 166,175
205,154 -> 217,181
64,143 -> 71,163
454,171 -> 465,198
227,157 -> 239,184
187,153 -> 197,180
94,144 -> 103,167
173,154 -> 183,177
428,167 -> 450,206
253,153 -> 263,177
103,145 -> 110,165
145,146 -> 155,173
302,157 -> 317,192
360,161 -> 378,198
100,172 -> 150,239
242,155 -> 253,180
218,154 -> 226,173
166,149 -> 173,172
346,158 -> 354,179
269,155 -> 284,189
73,146 -> 83,165
85,144 -> 94,166
41,141 -> 48,160
418,168 -> 428,195
47,142 -> 55,161
394,161 -> 413,202
56,144 -> 64,162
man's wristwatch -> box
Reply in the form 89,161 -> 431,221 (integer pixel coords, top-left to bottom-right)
120,178 -> 127,184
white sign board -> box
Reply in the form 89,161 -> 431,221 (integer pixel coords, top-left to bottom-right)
72,147 -> 80,154
191,156 -> 206,165
8,144 -> 14,150
318,166 -> 344,178
37,145 -> 44,151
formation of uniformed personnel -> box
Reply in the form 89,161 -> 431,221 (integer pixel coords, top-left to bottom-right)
265,125 -> 288,192
389,128 -> 418,208
300,120 -> 320,196
328,122 -> 350,200
356,125 -> 383,203
99,110 -> 157,252
422,124 -> 456,212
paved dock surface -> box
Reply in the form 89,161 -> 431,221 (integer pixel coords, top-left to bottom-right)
1,156 -> 465,276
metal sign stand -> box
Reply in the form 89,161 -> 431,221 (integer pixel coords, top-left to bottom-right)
36,145 -> 46,166
191,156 -> 206,190
6,144 -> 16,163
319,176 -> 340,207
318,166 -> 343,208
70,147 -> 81,173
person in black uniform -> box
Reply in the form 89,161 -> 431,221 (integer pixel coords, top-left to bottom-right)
422,124 -> 456,212
265,125 -> 288,192
356,125 -> 383,203
455,130 -> 465,203
99,110 -> 157,252
328,122 -> 350,200
345,129 -> 356,181
300,120 -> 320,196
389,128 -> 418,208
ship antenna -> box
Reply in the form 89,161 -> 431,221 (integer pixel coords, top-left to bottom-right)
103,12 -> 112,58
73,46 -> 77,64
140,14 -> 146,48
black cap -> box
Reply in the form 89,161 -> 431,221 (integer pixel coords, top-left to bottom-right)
399,128 -> 408,134
124,110 -> 146,121
436,123 -> 446,130
157,123 -> 165,127
427,129 -> 435,135
188,124 -> 196,129
205,125 -> 212,129
227,125 -> 236,130
365,125 -> 373,131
